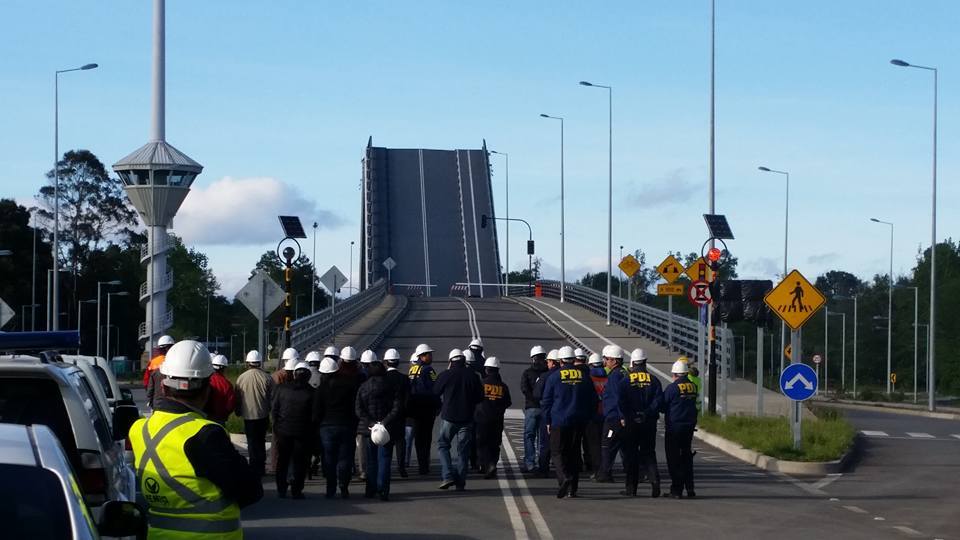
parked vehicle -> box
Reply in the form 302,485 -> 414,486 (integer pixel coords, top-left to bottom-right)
62,355 -> 137,412
0,422 -> 146,539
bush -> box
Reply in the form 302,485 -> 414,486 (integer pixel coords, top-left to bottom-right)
224,415 -> 245,434
699,412 -> 856,462
889,391 -> 906,403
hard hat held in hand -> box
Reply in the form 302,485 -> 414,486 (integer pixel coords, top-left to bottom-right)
160,340 -> 213,389
245,350 -> 262,364
340,346 -> 358,362
319,357 -> 339,374
529,345 -> 546,358
484,356 -> 500,369
671,360 -> 689,374
370,422 -> 391,446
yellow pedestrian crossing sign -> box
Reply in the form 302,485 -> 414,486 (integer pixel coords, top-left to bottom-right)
764,270 -> 826,330
618,254 -> 641,278
684,257 -> 715,283
656,255 -> 684,283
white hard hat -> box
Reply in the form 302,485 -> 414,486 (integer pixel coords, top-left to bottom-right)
671,360 -> 689,374
448,348 -> 465,361
160,340 -> 213,389
157,335 -> 175,347
319,357 -> 339,374
484,356 -> 500,368
630,348 -> 648,364
414,343 -> 434,357
360,350 -> 379,364
574,348 -> 587,359
602,345 -> 624,360
305,351 -> 322,364
284,358 -> 298,371
530,345 -> 547,357
409,353 -> 419,364
370,422 -> 391,446
547,349 -> 558,361
211,354 -> 228,368
282,347 -> 299,361
463,349 -> 476,364
340,346 -> 358,362
383,348 -> 401,362
588,353 -> 603,366
557,346 -> 575,361
293,361 -> 309,372
323,346 -> 340,358
469,338 -> 483,349
245,350 -> 262,364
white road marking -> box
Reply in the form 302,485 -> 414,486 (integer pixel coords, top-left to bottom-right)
812,473 -> 842,490
497,470 -> 530,540
952,434 -> 960,440
501,432 -> 554,540
874,516 -> 886,521
860,430 -> 889,437
906,432 -> 935,439
892,526 -> 924,537
842,505 -> 868,514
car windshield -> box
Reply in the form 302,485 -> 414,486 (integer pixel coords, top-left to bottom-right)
0,378 -> 78,460
0,464 -> 71,540
90,364 -> 114,399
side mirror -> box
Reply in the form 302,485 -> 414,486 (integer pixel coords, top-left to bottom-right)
120,388 -> 135,404
97,500 -> 147,538
112,404 -> 141,441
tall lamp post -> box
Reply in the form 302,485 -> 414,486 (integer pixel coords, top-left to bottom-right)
539,114 -> 566,303
76,299 -> 97,353
489,150 -> 510,297
349,241 -> 355,298
52,62 -> 98,331
578,81 -> 612,323
890,58 -> 938,411
871,217 -> 894,394
96,279 -> 121,358
758,166 -> 790,373
311,222 -> 317,314
105,291 -> 129,362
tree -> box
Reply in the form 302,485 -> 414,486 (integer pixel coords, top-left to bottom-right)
0,200 -> 53,330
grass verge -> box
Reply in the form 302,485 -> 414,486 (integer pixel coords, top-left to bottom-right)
698,409 -> 855,462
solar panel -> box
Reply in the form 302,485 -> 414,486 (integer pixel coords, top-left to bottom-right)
703,214 -> 734,240
278,215 -> 307,239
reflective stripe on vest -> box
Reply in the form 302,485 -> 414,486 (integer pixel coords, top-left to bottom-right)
129,411 -> 241,538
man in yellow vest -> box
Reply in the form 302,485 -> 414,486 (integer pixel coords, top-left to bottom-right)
130,340 -> 263,538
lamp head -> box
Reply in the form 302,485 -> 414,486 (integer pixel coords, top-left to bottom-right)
539,113 -> 549,118
870,218 -> 880,223
81,63 -> 98,70
579,81 -> 593,86
758,166 -> 771,172
890,59 -> 910,67
114,291 -> 130,297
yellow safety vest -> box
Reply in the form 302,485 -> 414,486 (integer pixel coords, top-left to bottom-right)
129,410 -> 242,539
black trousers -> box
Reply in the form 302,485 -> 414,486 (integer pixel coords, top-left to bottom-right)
664,427 -> 695,495
412,411 -> 436,474
393,426 -> 407,472
243,418 -> 269,477
475,419 -> 504,472
274,433 -> 310,496
599,419 -> 622,479
621,422 -> 660,491
583,419 -> 602,473
550,423 -> 585,492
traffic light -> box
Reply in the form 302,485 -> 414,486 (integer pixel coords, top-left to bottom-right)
527,240 -> 535,255
480,214 -> 488,229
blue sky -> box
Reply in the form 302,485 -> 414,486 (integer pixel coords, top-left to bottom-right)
2,1 -> 957,296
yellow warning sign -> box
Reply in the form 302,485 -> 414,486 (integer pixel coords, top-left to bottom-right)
764,270 -> 826,330
784,344 -> 792,360
618,255 -> 641,278
657,283 -> 685,296
890,373 -> 897,384
656,255 -> 684,283
684,257 -> 715,283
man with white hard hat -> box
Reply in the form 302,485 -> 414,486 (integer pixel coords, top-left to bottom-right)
598,344 -> 628,483
467,338 -> 486,375
130,341 -> 263,537
314,345 -> 363,499
531,346 -> 562,477
434,349 -> 484,490
475,356 -> 512,478
407,343 -> 440,475
271,361 -> 315,499
617,348 -> 663,498
303,350 -> 325,478
144,334 -> 176,391
273,347 -> 299,387
382,348 -> 411,477
661,358 -> 698,498
235,350 -> 273,477
520,345 -> 549,473
305,351 -> 323,389
402,352 -> 419,473
206,354 -> 236,425
355,350 -> 402,501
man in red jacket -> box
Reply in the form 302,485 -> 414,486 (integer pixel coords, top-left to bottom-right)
207,354 -> 237,424
142,335 -> 175,388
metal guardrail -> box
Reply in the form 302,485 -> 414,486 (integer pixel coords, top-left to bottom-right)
138,310 -> 174,340
290,279 -> 388,351
139,272 -> 173,301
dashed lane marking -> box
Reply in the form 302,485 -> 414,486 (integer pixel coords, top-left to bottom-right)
953,434 -> 960,440
906,432 -> 935,439
501,432 -> 554,540
892,526 -> 924,537
842,505 -> 868,514
812,473 -> 842,490
860,430 -> 888,437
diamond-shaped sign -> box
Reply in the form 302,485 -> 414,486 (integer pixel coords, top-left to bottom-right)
382,257 -> 396,271
684,257 -> 715,283
235,270 -> 285,321
320,266 -> 348,294
0,298 -> 14,329
656,255 -> 684,283
764,269 -> 826,330
618,255 -> 641,278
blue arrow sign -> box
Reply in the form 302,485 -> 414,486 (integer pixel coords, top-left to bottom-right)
779,363 -> 818,401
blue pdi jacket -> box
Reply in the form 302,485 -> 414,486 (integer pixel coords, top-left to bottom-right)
616,369 -> 663,426
601,365 -> 630,422
661,375 -> 699,432
408,363 -> 441,413
541,364 -> 598,428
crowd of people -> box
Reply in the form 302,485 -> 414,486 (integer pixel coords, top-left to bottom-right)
132,334 -> 699,537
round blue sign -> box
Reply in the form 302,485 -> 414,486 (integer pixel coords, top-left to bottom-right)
779,363 -> 818,401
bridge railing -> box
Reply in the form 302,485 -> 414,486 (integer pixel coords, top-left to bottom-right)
535,280 -> 732,365
290,279 -> 387,351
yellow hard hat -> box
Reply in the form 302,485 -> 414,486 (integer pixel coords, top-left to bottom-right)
677,356 -> 690,364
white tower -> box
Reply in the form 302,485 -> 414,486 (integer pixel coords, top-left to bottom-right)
113,0 -> 202,358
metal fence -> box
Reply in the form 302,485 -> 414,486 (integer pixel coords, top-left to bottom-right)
290,279 -> 387,351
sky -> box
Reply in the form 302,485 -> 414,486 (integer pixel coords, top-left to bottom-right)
2,1 -> 958,298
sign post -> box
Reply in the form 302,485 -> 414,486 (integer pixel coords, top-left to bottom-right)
619,254 -> 642,334
235,270 -> 285,365
320,266 -> 349,344
656,255 -> 684,351
382,257 -> 396,292
757,326 -> 764,416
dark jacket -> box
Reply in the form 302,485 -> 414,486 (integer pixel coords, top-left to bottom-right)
434,362 -> 484,424
385,368 -> 410,420
541,363 -> 598,428
475,372 -> 512,424
271,379 -> 315,438
532,364 -> 557,405
521,362 -> 548,409
408,362 -> 441,414
616,369 -> 663,426
154,398 -> 263,508
661,375 -> 699,432
602,365 -> 630,422
313,370 -> 362,427
355,370 -> 402,433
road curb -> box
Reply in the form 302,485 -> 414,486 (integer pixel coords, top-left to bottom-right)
811,398 -> 960,420
694,427 -> 861,476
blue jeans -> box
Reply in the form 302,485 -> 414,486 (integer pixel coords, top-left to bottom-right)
437,419 -> 472,486
319,425 -> 355,492
404,425 -> 415,468
365,437 -> 395,496
523,408 -> 542,470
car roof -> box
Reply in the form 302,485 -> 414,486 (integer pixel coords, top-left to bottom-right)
0,423 -> 40,466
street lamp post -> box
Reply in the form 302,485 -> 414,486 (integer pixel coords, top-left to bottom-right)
96,280 -> 121,358
490,150 -> 510,296
105,291 -> 129,362
578,81 -> 612,324
29,207 -> 38,330
311,222 -> 317,313
827,311 -> 846,391
890,58 -> 938,411
539,114 -> 566,303
52,62 -> 98,331
758,166 -> 790,373
871,218 -> 894,394
76,299 -> 96,352
349,241 -> 355,297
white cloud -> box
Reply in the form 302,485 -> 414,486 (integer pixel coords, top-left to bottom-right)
807,252 -> 840,265
175,176 -> 343,246
626,168 -> 702,208
742,257 -> 781,279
